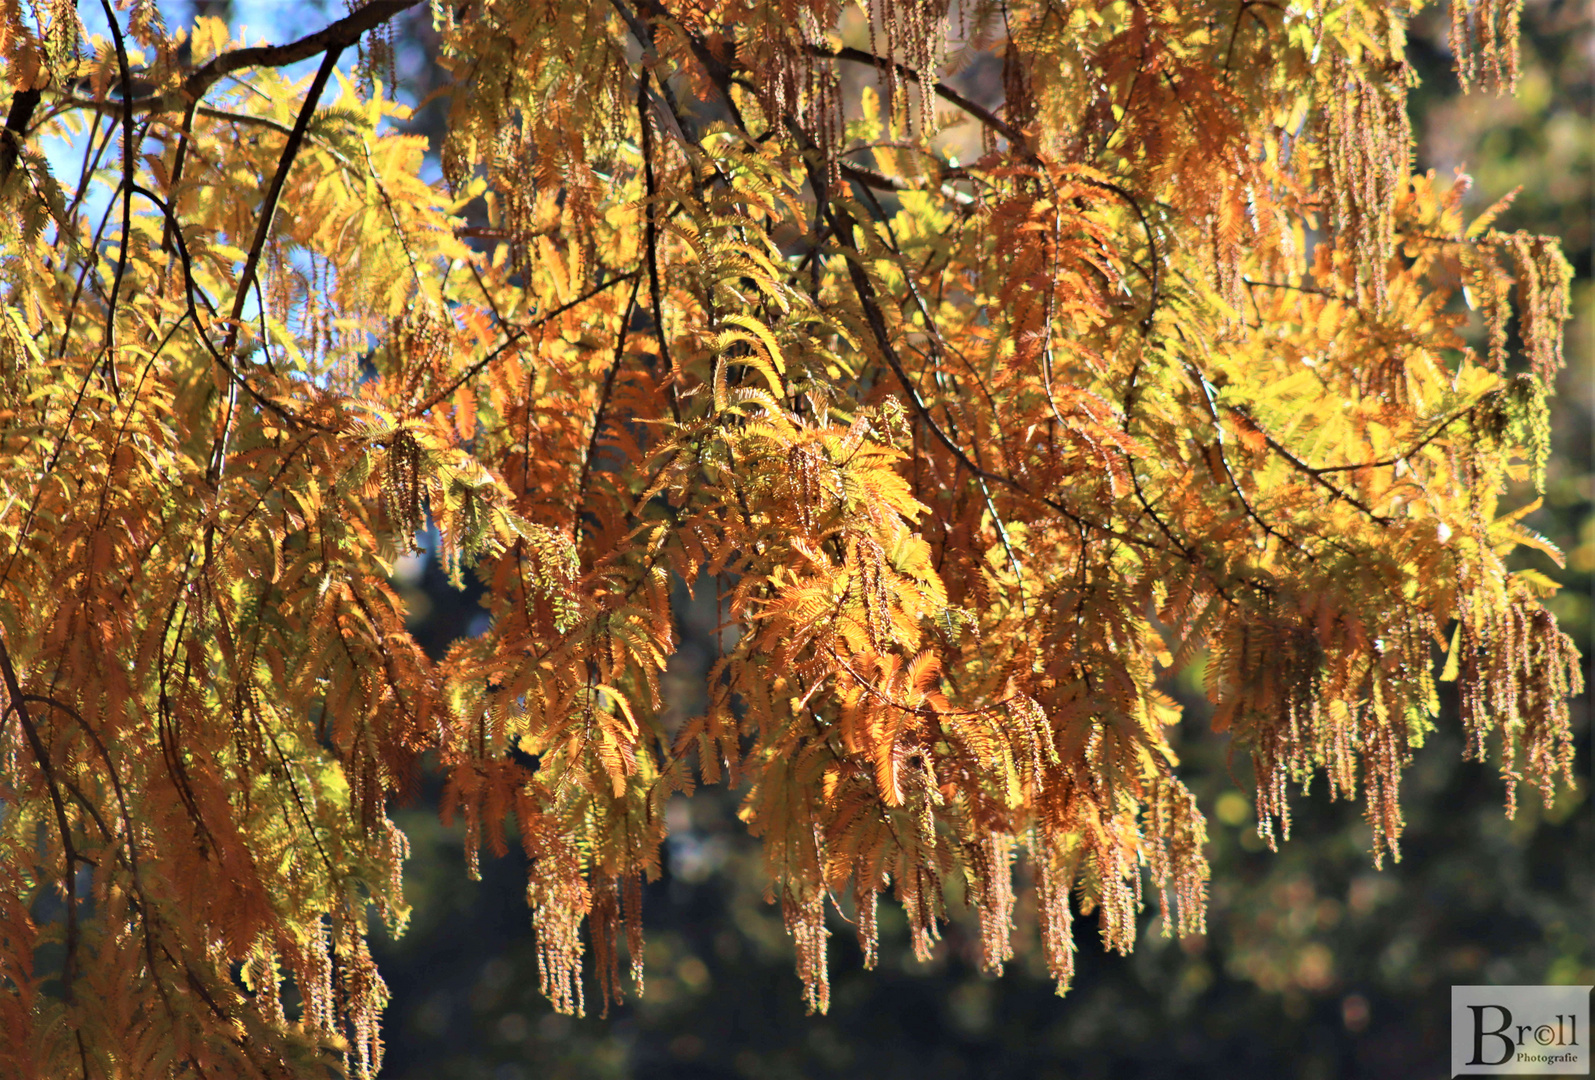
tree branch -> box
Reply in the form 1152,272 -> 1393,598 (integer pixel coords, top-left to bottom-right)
804,127 -> 1146,550
811,44 -> 1024,147
1260,430 -> 1391,524
117,0 -> 425,116
98,0 -> 137,399
0,632 -> 82,1003
221,46 -> 343,357
576,277 -> 644,542
413,270 -> 643,417
638,72 -> 682,421
0,87 -> 39,184
1297,404 -> 1479,476
208,44 -> 344,484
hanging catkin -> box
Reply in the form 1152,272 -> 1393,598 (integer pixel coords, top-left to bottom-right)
1035,846 -> 1076,996
337,929 -> 389,1080
1145,780 -> 1209,938
1002,34 -> 1036,146
783,888 -> 831,1014
590,878 -> 624,1014
972,832 -> 1016,975
1502,231 -> 1573,389
804,46 -> 844,189
895,859 -> 943,961
1451,0 -> 1523,94
855,880 -> 880,969
865,0 -> 948,135
530,869 -> 589,1017
1323,55 -> 1411,309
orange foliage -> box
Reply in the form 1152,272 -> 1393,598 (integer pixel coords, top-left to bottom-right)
0,0 -> 1578,1074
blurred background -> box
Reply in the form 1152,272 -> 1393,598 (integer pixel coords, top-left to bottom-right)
178,2 -> 1592,1077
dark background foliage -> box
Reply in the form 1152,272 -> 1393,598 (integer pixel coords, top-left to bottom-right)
179,2 -> 1592,1076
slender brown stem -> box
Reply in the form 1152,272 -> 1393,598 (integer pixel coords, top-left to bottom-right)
209,45 -> 344,484
97,0 -> 136,399
812,44 -> 1024,147
638,72 -> 682,422
221,46 -> 343,356
576,277 -> 645,543
821,166 -> 1145,549
413,271 -> 642,417
0,632 -> 82,1002
0,87 -> 39,183
97,0 -> 424,117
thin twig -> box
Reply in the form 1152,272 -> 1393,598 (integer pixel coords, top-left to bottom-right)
97,0 -> 137,400
815,156 -> 1146,548
0,86 -> 39,183
129,183 -> 314,432
210,45 -> 345,484
576,277 -> 645,542
638,72 -> 682,421
0,633 -> 82,1002
413,271 -> 642,417
96,0 -> 425,117
812,44 -> 1024,147
1184,360 -> 1310,557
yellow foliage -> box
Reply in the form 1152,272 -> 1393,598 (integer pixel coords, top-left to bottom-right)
0,0 -> 1578,1071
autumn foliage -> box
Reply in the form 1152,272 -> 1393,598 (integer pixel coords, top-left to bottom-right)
0,0 -> 1581,1074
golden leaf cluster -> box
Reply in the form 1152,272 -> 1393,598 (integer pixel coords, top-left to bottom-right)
0,0 -> 1577,1073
